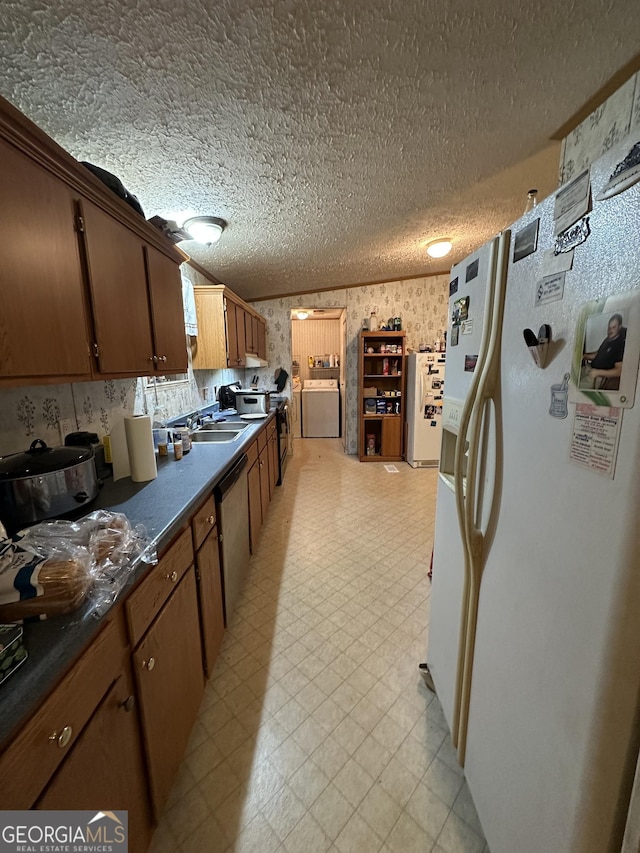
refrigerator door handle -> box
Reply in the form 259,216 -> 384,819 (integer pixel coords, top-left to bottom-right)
455,229 -> 511,765
451,238 -> 500,749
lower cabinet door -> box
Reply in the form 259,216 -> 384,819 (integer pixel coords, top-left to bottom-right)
259,450 -> 270,522
133,568 -> 204,819
37,669 -> 152,853
196,531 -> 225,678
248,458 -> 263,552
381,416 -> 403,458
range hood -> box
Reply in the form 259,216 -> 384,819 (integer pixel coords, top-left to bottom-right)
244,353 -> 268,368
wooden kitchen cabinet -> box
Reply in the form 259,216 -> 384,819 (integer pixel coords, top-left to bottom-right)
229,298 -> 247,368
247,420 -> 277,553
81,200 -> 187,376
80,198 -> 156,375
132,567 -> 204,819
257,428 -> 270,522
0,135 -> 92,383
0,94 -> 186,386
192,284 -> 267,369
192,495 -> 225,677
0,609 -> 153,850
245,312 -> 262,357
247,439 -> 263,552
37,666 -> 153,852
125,526 -> 204,818
145,245 -> 188,373
267,421 -> 279,497
192,285 -> 227,368
256,316 -> 267,360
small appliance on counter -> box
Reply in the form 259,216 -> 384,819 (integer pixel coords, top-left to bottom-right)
234,390 -> 271,415
64,431 -> 110,479
0,439 -> 99,536
218,382 -> 241,410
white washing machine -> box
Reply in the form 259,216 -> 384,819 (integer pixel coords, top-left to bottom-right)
302,379 -> 340,437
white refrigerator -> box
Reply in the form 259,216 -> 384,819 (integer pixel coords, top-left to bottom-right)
406,352 -> 446,467
427,134 -> 640,853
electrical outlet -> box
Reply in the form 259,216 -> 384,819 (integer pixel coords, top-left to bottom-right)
58,418 -> 74,444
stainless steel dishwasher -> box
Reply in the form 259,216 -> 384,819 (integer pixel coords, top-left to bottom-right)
213,454 -> 250,625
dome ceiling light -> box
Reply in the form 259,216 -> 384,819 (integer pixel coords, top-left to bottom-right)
183,216 -> 227,245
296,311 -> 309,320
426,239 -> 453,259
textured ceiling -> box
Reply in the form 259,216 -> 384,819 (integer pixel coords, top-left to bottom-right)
0,1 -> 637,301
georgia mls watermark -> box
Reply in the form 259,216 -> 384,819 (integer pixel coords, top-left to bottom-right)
0,811 -> 128,853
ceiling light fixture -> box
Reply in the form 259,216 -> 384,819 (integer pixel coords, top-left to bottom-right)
426,239 -> 453,259
183,216 -> 227,245
296,311 -> 309,320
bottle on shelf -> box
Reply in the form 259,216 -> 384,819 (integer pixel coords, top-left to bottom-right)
523,188 -> 538,214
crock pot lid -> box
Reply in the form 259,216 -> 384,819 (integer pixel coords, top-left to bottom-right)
0,439 -> 94,479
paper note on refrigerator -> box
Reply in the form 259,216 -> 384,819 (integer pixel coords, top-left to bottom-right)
569,403 -> 622,478
554,169 -> 591,236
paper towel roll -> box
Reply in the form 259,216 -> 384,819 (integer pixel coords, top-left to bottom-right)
124,415 -> 157,482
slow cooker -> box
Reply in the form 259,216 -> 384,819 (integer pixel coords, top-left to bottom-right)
0,439 -> 99,536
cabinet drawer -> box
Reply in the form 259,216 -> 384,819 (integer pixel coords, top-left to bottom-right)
246,438 -> 259,468
0,614 -> 126,809
127,527 -> 194,647
257,427 -> 268,454
192,494 -> 216,552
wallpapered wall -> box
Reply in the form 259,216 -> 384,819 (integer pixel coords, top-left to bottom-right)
0,272 -> 449,457
250,274 -> 450,454
559,71 -> 640,184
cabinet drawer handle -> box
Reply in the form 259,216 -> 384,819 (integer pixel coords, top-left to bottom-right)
159,355 -> 167,362
120,695 -> 136,712
49,725 -> 73,749
149,355 -> 158,362
141,657 -> 156,671
166,570 -> 178,582
207,514 -> 215,525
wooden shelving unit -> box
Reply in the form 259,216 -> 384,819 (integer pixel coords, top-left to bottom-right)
358,330 -> 406,462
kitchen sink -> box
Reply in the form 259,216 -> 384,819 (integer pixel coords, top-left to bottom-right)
198,421 -> 250,431
191,430 -> 244,443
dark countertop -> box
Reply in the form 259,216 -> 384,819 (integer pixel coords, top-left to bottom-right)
0,411 -> 275,746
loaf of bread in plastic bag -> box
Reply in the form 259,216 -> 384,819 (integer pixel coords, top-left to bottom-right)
0,557 -> 91,622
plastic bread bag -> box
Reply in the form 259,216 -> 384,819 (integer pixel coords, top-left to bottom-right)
14,511 -> 157,619
86,511 -> 157,617
0,538 -> 92,622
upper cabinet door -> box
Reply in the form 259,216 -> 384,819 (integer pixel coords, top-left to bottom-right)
244,311 -> 254,354
0,138 -> 91,381
235,305 -> 246,367
145,246 -> 187,373
257,318 -> 267,360
251,315 -> 260,355
225,299 -> 239,367
80,198 -> 154,375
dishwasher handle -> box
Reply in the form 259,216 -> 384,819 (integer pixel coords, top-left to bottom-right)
214,454 -> 248,503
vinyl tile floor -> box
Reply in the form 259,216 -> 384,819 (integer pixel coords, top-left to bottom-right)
150,439 -> 489,853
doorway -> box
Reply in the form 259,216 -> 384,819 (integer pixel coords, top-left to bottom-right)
290,307 -> 347,450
